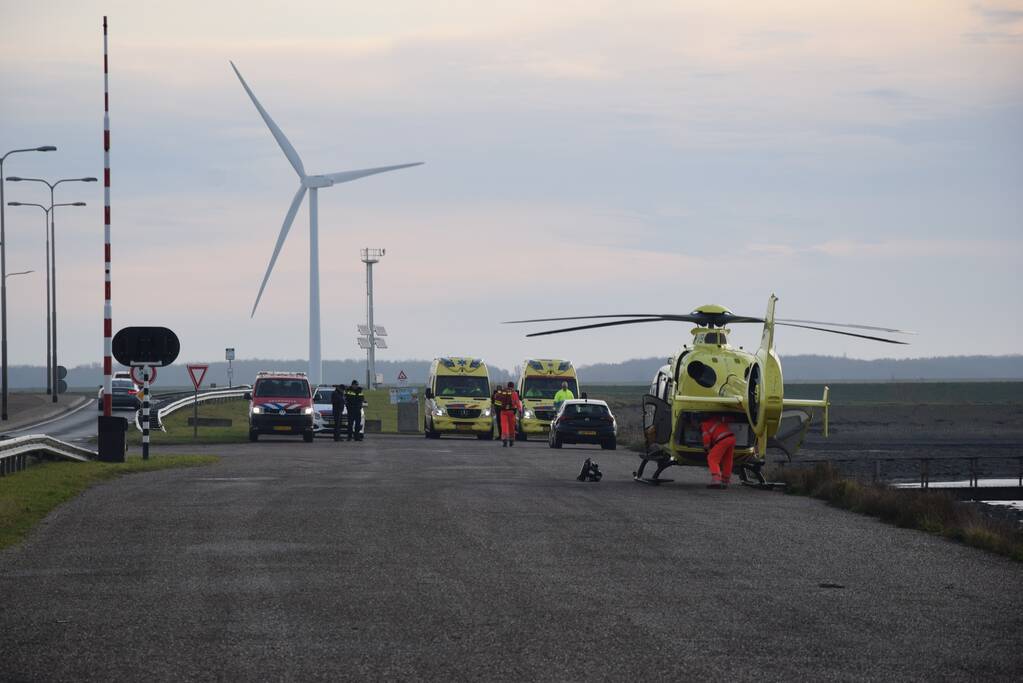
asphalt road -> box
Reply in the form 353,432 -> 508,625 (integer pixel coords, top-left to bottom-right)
2,401 -> 132,442
2,435 -> 1021,681
5,398 -> 153,443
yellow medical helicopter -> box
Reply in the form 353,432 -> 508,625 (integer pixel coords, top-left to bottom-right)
507,294 -> 911,486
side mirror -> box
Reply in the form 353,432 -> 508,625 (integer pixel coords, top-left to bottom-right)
244,392 -> 252,401
424,388 -> 434,399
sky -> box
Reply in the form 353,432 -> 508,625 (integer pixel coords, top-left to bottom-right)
0,0 -> 1021,375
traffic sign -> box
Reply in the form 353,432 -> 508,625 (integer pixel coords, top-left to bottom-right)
187,364 -> 208,390
112,327 -> 180,367
57,379 -> 68,394
225,347 -> 235,361
130,365 -> 157,386
56,365 -> 68,380
397,370 -> 407,382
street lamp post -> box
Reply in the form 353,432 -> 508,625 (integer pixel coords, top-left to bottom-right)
7,200 -> 86,398
0,146 -> 56,420
7,177 -> 96,402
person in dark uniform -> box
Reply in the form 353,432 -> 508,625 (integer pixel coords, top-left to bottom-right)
345,380 -> 365,441
330,384 -> 346,442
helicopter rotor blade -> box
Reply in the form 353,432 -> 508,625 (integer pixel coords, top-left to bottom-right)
719,315 -> 765,324
504,314 -> 694,324
776,318 -> 915,334
775,322 -> 908,344
525,317 -> 673,337
505,312 -> 767,325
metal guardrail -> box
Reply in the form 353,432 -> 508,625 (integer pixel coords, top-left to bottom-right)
784,456 -> 1023,489
0,434 -> 96,475
134,387 -> 251,433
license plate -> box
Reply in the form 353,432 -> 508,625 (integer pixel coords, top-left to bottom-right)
579,430 -> 597,436
455,423 -> 473,431
273,426 -> 291,432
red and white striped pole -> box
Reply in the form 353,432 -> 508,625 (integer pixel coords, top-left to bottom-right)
102,15 -> 113,417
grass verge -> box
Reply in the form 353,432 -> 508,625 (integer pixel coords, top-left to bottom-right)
770,462 -> 1023,562
0,454 -> 218,550
129,399 -> 249,445
128,391 -> 422,444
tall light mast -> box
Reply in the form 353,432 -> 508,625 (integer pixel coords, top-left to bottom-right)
359,248 -> 387,388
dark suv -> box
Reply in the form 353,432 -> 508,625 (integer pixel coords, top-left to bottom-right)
96,378 -> 141,411
548,399 -> 617,450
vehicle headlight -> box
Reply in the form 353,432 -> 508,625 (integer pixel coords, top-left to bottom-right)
303,407 -> 313,415
523,409 -> 534,419
251,406 -> 262,415
482,408 -> 492,417
433,407 -> 446,417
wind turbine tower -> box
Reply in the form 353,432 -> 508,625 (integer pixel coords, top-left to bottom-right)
230,62 -> 422,384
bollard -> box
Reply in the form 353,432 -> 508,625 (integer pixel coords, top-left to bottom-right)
97,415 -> 127,462
142,367 -> 151,460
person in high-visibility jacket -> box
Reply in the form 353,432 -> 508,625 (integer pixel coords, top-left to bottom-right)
701,415 -> 736,488
494,381 -> 522,447
553,381 -> 575,412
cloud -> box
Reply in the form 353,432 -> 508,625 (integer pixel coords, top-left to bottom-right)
972,3 -> 1023,24
744,238 -> 1020,260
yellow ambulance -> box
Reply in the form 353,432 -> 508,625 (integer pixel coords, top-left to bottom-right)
516,359 -> 580,440
424,357 -> 494,439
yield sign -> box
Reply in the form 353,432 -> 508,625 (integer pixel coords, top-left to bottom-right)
397,370 -> 408,381
187,364 -> 209,391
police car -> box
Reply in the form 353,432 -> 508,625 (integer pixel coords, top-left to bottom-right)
311,385 -> 366,438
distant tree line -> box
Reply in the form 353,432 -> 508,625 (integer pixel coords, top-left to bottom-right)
6,359 -> 515,390
6,354 -> 1022,390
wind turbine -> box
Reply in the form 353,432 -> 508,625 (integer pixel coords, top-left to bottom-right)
230,61 -> 422,385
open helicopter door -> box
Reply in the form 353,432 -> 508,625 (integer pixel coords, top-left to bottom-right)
768,410 -> 812,458
642,395 -> 673,457
745,294 -> 784,457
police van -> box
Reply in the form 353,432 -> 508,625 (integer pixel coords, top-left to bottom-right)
516,359 -> 580,440
423,357 -> 494,439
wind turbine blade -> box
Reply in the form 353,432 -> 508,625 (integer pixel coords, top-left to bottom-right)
252,185 -> 307,317
230,61 -> 306,178
323,162 -> 424,185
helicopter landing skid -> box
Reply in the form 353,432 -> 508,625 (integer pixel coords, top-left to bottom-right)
633,457 -> 675,485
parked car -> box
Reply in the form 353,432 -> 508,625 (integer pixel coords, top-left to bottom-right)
245,371 -> 315,442
548,399 -> 617,450
96,378 -> 142,411
311,385 -> 366,438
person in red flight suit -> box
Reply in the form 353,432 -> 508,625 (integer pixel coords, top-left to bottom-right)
495,381 -> 522,447
701,415 -> 736,488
